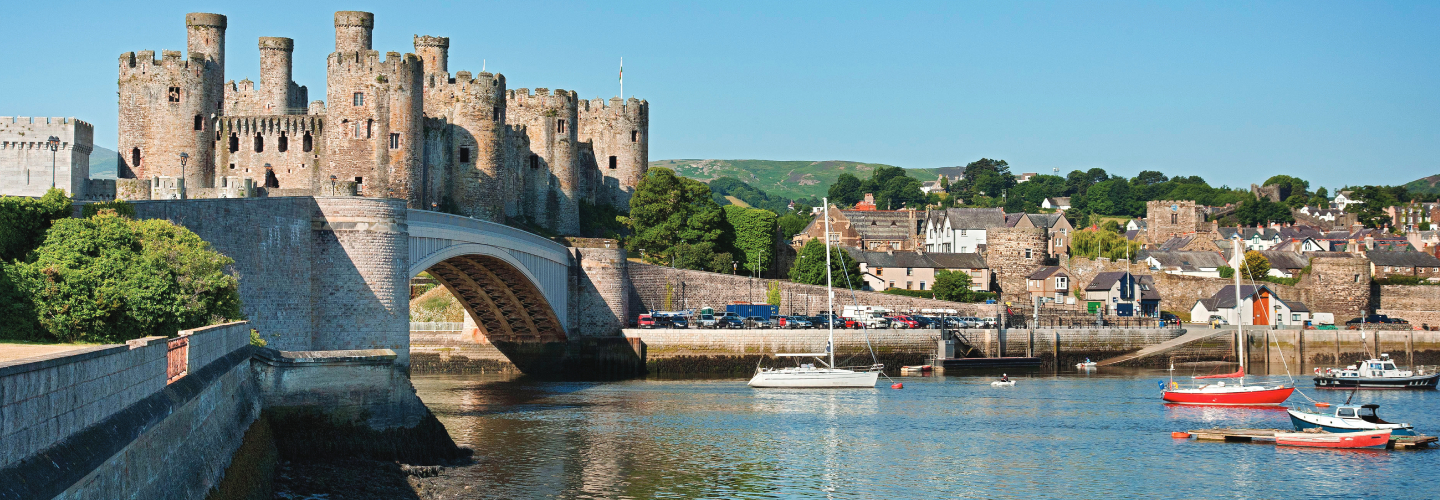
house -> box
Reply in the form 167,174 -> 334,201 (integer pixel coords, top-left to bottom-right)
1014,212 -> 1074,258
793,205 -> 925,252
1387,202 -> 1440,233
1083,271 -> 1160,317
1190,284 -> 1310,327
1257,250 -> 1309,278
920,174 -> 949,195
1143,250 -> 1228,278
1217,227 -> 1283,251
1334,191 -> 1363,212
1016,172 -> 1037,183
923,207 -> 1006,254
1041,197 -> 1072,211
1366,251 -> 1440,280
854,193 -> 878,211
1407,230 -> 1440,256
845,249 -> 990,292
1026,266 -> 1073,304
1126,219 -> 1148,232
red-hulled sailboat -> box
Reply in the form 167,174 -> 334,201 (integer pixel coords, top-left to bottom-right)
1161,236 -> 1294,406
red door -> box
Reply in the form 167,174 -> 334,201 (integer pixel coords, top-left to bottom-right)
1253,292 -> 1270,326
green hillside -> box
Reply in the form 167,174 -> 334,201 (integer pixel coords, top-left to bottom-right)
89,146 -> 118,179
651,159 -> 938,201
1404,174 -> 1440,195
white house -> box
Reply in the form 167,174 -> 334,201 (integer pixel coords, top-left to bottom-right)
924,208 -> 1005,254
1334,191 -> 1363,212
1143,250 -> 1227,278
1041,197 -> 1072,211
1189,284 -> 1310,326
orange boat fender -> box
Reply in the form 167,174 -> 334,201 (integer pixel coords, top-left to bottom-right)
1172,432 -> 1191,439
891,383 -> 904,389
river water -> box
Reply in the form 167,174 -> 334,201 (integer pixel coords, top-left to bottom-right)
411,370 -> 1439,499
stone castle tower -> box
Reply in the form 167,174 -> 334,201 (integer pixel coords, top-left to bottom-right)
115,11 -> 648,235
985,227 -> 1049,305
1145,200 -> 1203,240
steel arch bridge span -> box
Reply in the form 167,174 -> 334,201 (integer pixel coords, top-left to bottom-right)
407,210 -> 570,344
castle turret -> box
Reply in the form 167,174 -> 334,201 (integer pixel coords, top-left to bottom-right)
579,96 -> 648,210
186,13 -> 226,87
507,88 -> 580,234
334,11 -> 374,52
422,67 -> 507,221
414,36 -> 449,76
258,37 -> 295,114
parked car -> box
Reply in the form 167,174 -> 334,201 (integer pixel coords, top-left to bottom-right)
811,315 -> 841,329
887,315 -> 920,328
910,316 -> 937,329
782,316 -> 812,329
1346,315 -> 1399,327
717,315 -> 745,329
744,316 -> 772,328
663,316 -> 689,329
637,314 -> 656,328
697,314 -> 717,329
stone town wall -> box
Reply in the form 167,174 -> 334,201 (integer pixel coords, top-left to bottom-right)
1379,284 -> 1440,311
1246,329 -> 1440,369
985,227 -> 1049,304
627,263 -> 996,319
568,238 -> 631,337
311,197 -> 410,362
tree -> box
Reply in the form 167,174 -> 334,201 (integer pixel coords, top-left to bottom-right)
1347,185 -> 1405,228
1131,170 -> 1169,186
723,205 -> 777,276
827,173 -> 864,207
0,188 -> 72,262
1069,228 -> 1142,261
875,174 -> 925,210
766,282 -> 781,306
1100,220 -> 1124,234
777,212 -> 812,241
959,158 -> 1015,198
1235,197 -> 1294,225
1084,178 -> 1137,216
1262,175 -> 1309,201
788,239 -> 862,289
1241,251 -> 1271,281
622,168 -> 728,269
1219,266 -> 1234,278
13,211 -> 242,343
938,176 -> 950,192
932,270 -> 974,302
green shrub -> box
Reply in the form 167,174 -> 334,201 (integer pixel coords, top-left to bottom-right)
13,212 -> 242,343
0,261 -> 43,340
0,188 -> 72,262
81,200 -> 136,219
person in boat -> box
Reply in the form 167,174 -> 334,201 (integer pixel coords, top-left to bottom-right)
1000,373 -> 1010,382
1084,358 -> 1091,364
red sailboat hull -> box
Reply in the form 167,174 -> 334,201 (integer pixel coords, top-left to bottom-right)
1162,386 -> 1295,406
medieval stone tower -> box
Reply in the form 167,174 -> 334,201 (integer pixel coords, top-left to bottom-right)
115,11 -> 646,236
1146,200 -> 1204,240
118,13 -> 226,189
578,97 -> 648,210
986,227 -> 1049,305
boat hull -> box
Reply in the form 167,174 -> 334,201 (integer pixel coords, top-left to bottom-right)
1276,429 -> 1391,449
1162,386 -> 1295,405
748,369 -> 879,388
1287,410 -> 1417,436
1313,373 -> 1440,390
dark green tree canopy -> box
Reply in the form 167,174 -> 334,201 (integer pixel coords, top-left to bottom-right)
0,188 -> 72,262
828,173 -> 864,207
622,167 -> 728,265
788,239 -> 862,289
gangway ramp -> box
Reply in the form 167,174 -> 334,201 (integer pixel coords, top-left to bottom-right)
1096,329 -> 1227,367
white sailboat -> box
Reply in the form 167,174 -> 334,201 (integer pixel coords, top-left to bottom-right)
749,197 -> 881,389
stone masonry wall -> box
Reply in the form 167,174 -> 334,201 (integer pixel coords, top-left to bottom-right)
985,227 -> 1048,305
1379,284 -> 1440,311
628,263 -> 996,320
568,238 -> 630,337
312,197 -> 410,364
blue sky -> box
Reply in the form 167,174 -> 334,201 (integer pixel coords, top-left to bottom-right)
1,1 -> 1435,190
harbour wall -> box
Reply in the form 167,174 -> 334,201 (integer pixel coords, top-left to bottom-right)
0,321 -> 459,500
1241,329 -> 1440,373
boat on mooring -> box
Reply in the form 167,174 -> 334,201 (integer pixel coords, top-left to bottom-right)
1288,404 -> 1418,436
1313,353 -> 1439,390
1274,429 -> 1391,449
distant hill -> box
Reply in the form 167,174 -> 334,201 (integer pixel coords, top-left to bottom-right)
651,159 -> 939,201
89,146 -> 118,179
1404,174 -> 1440,195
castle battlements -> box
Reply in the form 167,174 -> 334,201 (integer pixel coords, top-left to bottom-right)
119,50 -> 206,74
216,115 -> 323,135
581,97 -> 648,120
508,88 -> 579,109
326,50 -> 420,74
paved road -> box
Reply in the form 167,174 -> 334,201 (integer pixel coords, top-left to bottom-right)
0,343 -> 94,363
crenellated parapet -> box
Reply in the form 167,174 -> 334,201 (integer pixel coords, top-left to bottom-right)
118,14 -> 225,189
507,88 -> 580,234
578,96 -> 648,210
214,115 -> 324,190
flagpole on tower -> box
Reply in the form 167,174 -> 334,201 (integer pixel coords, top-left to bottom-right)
619,57 -> 624,98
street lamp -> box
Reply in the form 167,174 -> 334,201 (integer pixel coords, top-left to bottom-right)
178,152 -> 189,199
46,136 -> 59,189
330,175 -> 337,196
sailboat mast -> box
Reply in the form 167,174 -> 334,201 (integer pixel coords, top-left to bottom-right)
1235,234 -> 1244,381
823,197 -> 835,369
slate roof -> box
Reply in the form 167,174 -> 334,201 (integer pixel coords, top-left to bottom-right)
1027,266 -> 1068,280
843,210 -> 919,240
943,208 -> 1007,230
1146,251 -> 1228,271
845,249 -> 987,269
1367,251 -> 1440,268
1138,275 -> 1160,301
1206,284 -> 1275,309
1086,271 -> 1132,291
1004,212 -> 1025,227
1258,251 -> 1308,270
1158,235 -> 1197,251
1026,213 -> 1066,229
1283,300 -> 1310,313
1125,229 -> 1142,240
1218,227 -> 1281,240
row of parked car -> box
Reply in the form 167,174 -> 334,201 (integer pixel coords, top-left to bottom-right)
636,312 -> 998,330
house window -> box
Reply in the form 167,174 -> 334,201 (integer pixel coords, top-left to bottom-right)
608,156 -> 617,169
920,282 -> 927,290
631,130 -> 638,142
827,233 -> 840,244
874,267 -> 884,274
254,133 -> 263,152
353,92 -> 364,106
1025,248 -> 1033,258
278,133 -> 288,152
960,229 -> 967,236
906,268 -> 913,276
1055,292 -> 1064,301
302,131 -> 313,152
389,133 -> 400,149
168,87 -> 181,103
193,115 -> 203,131
1057,277 -> 1067,289
1292,313 -> 1300,322
906,281 -> 913,290
889,281 -> 895,289
459,147 -> 471,163
557,119 -> 566,133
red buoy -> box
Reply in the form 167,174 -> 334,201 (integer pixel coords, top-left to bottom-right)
1171,432 -> 1191,439
1316,402 -> 1332,408
891,383 -> 904,389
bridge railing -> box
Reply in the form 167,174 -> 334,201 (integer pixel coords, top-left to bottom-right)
407,210 -> 567,254
411,321 -> 464,331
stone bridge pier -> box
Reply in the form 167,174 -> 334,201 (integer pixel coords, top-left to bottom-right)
125,197 -> 640,378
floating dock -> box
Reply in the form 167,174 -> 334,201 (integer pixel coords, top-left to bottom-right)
1187,428 -> 1437,450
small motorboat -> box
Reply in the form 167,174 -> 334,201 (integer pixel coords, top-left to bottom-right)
1313,353 -> 1440,390
1288,404 -> 1417,436
1076,360 -> 1097,369
991,380 -> 1016,386
1275,429 -> 1391,449
901,364 -> 933,373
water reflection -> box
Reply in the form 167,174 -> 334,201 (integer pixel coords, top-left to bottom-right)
412,371 -> 1440,499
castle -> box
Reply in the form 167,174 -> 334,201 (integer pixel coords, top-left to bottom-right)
114,11 -> 647,233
